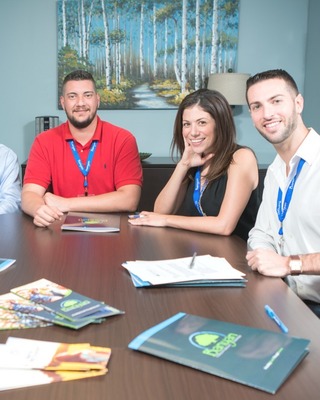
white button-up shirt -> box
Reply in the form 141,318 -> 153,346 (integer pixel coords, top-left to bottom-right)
0,144 -> 21,214
248,129 -> 320,302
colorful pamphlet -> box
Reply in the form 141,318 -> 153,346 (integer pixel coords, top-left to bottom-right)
0,307 -> 51,330
0,337 -> 111,391
0,337 -> 111,370
11,278 -> 109,320
5,279 -> 123,329
61,212 -> 120,232
122,254 -> 246,287
0,368 -> 107,391
0,258 -> 16,272
129,312 -> 310,394
0,292 -> 103,330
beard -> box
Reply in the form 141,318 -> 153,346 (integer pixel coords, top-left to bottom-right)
257,115 -> 298,145
66,108 -> 97,129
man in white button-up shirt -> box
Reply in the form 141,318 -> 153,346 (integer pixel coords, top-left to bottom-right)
245,69 -> 320,316
0,144 -> 21,214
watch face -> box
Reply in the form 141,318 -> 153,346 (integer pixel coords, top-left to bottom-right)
289,258 -> 302,275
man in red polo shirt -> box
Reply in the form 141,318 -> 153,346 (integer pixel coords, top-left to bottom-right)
22,70 -> 143,227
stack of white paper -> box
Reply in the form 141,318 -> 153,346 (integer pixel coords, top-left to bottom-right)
122,254 -> 246,288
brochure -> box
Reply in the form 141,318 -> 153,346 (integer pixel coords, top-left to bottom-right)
0,337 -> 111,371
9,279 -> 124,329
122,255 -> 246,287
0,291 -> 103,330
61,212 -> 120,232
11,278 -> 109,321
0,258 -> 16,272
0,368 -> 107,391
0,337 -> 110,391
129,312 -> 310,394
0,308 -> 51,330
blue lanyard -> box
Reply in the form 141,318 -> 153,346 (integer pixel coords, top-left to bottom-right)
193,167 -> 208,216
277,158 -> 305,235
68,139 -> 98,196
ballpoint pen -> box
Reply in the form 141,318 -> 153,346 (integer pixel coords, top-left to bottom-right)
128,214 -> 145,219
189,252 -> 197,269
264,305 -> 288,333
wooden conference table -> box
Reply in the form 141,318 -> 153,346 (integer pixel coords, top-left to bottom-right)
0,212 -> 320,400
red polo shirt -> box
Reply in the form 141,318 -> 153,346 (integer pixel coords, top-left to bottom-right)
24,117 -> 143,197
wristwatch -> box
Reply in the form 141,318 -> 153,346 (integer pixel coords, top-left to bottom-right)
289,255 -> 303,275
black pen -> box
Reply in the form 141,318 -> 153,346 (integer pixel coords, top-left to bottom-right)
189,252 -> 197,269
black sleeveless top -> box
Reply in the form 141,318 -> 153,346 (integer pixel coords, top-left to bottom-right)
178,167 -> 260,241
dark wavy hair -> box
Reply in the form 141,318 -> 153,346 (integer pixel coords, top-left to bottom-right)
171,88 -> 238,181
246,69 -> 299,103
62,70 -> 97,94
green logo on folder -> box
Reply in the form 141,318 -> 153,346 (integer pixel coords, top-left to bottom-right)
189,331 -> 241,358
60,299 -> 90,312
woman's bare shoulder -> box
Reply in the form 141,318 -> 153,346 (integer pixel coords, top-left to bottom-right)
233,147 -> 257,165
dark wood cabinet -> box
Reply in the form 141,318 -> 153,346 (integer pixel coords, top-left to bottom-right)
138,157 -> 176,211
21,160 -> 27,181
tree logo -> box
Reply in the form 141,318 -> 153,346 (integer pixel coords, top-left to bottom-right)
189,331 -> 241,358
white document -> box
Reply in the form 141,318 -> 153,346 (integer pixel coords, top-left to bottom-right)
0,337 -> 64,370
122,254 -> 245,285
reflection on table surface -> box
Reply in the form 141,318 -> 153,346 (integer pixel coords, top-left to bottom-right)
0,212 -> 320,400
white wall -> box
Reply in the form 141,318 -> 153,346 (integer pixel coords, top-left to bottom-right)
0,0 -> 310,168
236,0 -> 309,165
304,0 -> 320,133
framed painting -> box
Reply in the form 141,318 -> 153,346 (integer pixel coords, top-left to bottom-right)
57,0 -> 240,110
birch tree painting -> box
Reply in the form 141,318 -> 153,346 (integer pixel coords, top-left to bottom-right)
58,0 -> 240,109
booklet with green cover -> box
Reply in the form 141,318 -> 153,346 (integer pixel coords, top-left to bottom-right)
128,312 -> 310,394
0,292 -> 103,330
10,279 -> 123,325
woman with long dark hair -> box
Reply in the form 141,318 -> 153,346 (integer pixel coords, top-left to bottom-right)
129,89 -> 259,240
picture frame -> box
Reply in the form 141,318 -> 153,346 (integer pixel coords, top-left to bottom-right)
57,0 -> 240,110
